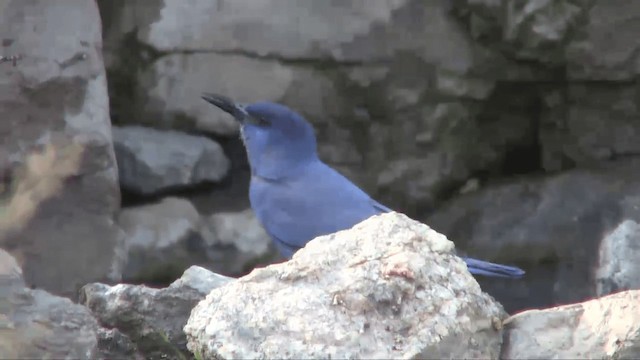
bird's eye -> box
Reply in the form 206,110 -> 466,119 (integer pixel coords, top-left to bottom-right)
256,117 -> 270,126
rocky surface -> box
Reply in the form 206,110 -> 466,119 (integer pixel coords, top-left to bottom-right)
118,197 -> 213,282
502,290 -> 640,359
119,198 -> 275,282
0,0 -> 124,296
203,208 -> 276,274
428,158 -> 640,312
185,212 -> 507,359
112,125 -> 230,195
0,249 -> 101,359
81,265 -> 232,360
595,220 -> 640,297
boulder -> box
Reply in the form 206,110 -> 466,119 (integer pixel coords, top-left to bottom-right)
0,0 -> 124,296
0,249 -> 101,358
185,212 -> 507,359
81,266 -> 232,359
112,126 -> 230,195
503,290 -> 640,359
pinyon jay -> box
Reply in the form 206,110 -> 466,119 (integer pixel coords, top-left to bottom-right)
202,93 -> 524,278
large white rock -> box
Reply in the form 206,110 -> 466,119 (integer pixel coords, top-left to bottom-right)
184,212 -> 506,359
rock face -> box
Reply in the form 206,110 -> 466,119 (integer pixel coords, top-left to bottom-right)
97,0 -> 553,214
81,266 -> 232,360
502,290 -> 640,359
119,198 -> 275,282
428,158 -> 640,312
184,212 -> 507,359
112,126 -> 230,195
203,208 -> 276,274
595,220 -> 640,297
118,197 -> 212,282
0,0 -> 124,296
0,249 -> 101,359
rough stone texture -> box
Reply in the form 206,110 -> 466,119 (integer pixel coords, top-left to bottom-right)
81,266 -> 232,360
185,212 -> 506,359
0,249 -> 100,359
428,158 -> 640,313
98,0 -> 551,213
0,0 -> 124,296
502,290 -> 640,359
96,328 -> 144,360
453,0 -> 589,65
203,208 -> 277,274
118,197 -> 214,282
112,125 -> 230,195
595,220 -> 640,297
119,199 -> 275,282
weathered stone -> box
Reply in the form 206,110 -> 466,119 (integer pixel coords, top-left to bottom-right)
428,158 -> 640,313
203,208 -> 276,275
566,1 -> 640,80
96,328 -> 145,360
453,0 -> 588,65
81,266 -> 232,360
595,220 -> 640,297
185,212 -> 506,359
540,84 -> 640,171
112,126 -> 230,195
0,249 -> 100,359
502,290 -> 640,359
99,0 -> 545,214
0,0 -> 123,296
118,197 -> 213,282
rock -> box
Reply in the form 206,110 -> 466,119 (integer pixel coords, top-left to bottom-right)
453,0 -> 588,65
96,328 -> 144,360
203,208 -> 277,274
112,125 -> 230,195
118,197 -> 213,282
184,212 -> 506,359
81,265 -> 232,360
0,0 -> 124,296
427,158 -> 640,313
540,84 -> 640,171
0,249 -> 101,359
119,199 -> 275,282
566,1 -> 640,80
502,290 -> 640,359
99,0 -> 550,214
595,220 -> 640,297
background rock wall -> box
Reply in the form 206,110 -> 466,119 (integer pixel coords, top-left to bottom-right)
2,0 -> 640,315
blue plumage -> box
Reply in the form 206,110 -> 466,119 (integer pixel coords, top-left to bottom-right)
202,94 -> 524,278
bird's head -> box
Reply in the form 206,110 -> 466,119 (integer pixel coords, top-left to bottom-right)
202,93 -> 318,179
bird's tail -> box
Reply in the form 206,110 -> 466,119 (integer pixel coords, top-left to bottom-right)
461,256 -> 525,278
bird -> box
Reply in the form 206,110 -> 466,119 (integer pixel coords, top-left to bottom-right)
202,93 -> 525,278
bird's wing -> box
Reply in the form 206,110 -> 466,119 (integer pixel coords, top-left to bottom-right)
250,161 -> 387,257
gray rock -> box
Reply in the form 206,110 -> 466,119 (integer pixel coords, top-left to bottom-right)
99,0 -> 548,213
595,220 -> 640,297
118,197 -> 213,282
453,0 -> 587,65
184,212 -> 506,359
81,266 -> 232,360
427,157 -> 640,313
0,0 -> 123,296
566,1 -> 640,80
112,126 -> 230,195
96,328 -> 144,360
502,290 -> 640,359
0,249 -> 101,359
203,208 -> 276,274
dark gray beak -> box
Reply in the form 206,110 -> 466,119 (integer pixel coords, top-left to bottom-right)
201,93 -> 248,121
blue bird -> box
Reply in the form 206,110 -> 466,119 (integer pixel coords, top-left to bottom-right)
202,94 -> 525,278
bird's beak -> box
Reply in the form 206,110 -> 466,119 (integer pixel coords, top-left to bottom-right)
201,93 -> 249,122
